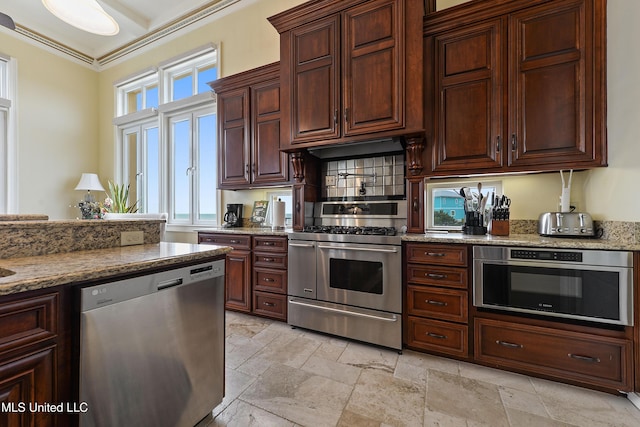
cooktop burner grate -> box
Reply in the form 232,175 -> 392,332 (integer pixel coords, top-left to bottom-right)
302,225 -> 397,236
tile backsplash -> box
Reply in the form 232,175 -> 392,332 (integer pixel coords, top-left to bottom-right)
321,154 -> 405,199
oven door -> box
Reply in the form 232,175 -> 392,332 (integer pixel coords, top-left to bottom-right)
317,241 -> 401,313
474,259 -> 633,326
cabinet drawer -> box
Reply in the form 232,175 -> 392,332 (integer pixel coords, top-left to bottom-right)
253,252 -> 287,269
0,293 -> 58,355
475,318 -> 633,391
253,291 -> 287,321
406,243 -> 467,266
406,285 -> 467,323
198,233 -> 251,250
253,236 -> 287,253
406,316 -> 468,358
253,268 -> 287,294
406,265 -> 467,289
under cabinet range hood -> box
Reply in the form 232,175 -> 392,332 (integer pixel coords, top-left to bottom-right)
307,138 -> 404,159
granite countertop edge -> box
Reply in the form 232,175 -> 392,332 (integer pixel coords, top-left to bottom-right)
0,242 -> 232,296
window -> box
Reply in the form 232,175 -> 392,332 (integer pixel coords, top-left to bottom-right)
425,179 -> 503,231
0,54 -> 16,214
114,44 -> 218,227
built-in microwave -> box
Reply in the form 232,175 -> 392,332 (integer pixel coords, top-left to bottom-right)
473,246 -> 633,326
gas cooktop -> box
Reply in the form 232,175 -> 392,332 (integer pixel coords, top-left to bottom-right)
301,225 -> 397,236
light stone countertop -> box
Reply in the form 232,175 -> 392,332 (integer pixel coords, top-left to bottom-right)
402,232 -> 640,251
0,242 -> 232,296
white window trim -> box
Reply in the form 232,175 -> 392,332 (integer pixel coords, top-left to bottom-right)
0,56 -> 17,214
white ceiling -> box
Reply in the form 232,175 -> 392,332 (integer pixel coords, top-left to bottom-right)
1,0 -> 238,66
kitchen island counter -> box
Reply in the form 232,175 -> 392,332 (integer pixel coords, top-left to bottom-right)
402,232 -> 640,251
0,242 -> 232,296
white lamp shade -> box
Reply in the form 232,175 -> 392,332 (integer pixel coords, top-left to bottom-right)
42,0 -> 119,36
75,173 -> 106,192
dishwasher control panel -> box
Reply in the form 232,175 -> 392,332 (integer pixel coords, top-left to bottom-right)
80,259 -> 225,311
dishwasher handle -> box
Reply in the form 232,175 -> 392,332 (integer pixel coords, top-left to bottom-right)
157,278 -> 184,291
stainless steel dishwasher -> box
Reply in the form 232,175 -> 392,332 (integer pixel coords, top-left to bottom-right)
79,259 -> 225,427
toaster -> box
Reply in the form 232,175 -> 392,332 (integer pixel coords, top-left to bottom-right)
538,212 -> 595,237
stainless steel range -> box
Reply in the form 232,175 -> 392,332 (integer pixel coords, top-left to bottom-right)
288,200 -> 406,350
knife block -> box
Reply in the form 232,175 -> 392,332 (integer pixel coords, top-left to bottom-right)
489,220 -> 510,236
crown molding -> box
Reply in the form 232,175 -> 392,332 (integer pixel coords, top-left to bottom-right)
11,0 -> 241,70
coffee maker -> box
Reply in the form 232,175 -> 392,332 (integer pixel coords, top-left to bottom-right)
223,204 -> 243,228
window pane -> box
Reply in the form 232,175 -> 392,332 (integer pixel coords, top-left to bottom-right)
172,74 -> 193,101
126,89 -> 141,113
144,127 -> 159,213
197,113 -> 216,221
197,66 -> 217,94
432,189 -> 465,227
0,60 -> 6,98
124,131 -> 138,208
172,119 -> 190,220
146,85 -> 159,109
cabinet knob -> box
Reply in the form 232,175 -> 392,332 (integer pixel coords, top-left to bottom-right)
511,134 -> 517,152
412,198 -> 419,212
496,135 -> 501,152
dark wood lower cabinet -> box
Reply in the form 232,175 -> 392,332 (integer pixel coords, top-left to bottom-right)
198,233 -> 252,313
475,318 -> 633,392
0,347 -> 56,427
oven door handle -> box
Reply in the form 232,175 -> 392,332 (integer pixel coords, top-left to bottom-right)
289,299 -> 399,322
317,245 -> 398,253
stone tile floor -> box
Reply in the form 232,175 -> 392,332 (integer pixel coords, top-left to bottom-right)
203,311 -> 640,427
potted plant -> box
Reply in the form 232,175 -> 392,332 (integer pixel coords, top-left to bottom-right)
102,182 -> 139,218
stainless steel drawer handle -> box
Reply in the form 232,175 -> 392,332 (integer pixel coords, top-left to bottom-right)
426,332 -> 447,339
263,278 -> 275,282
426,299 -> 447,306
303,288 -> 314,293
568,353 -> 601,363
426,252 -> 445,257
318,245 -> 398,253
426,273 -> 446,279
496,340 -> 523,349
262,242 -> 275,246
263,302 -> 276,307
290,243 -> 315,248
289,299 -> 398,322
263,258 -> 274,262
230,240 -> 240,244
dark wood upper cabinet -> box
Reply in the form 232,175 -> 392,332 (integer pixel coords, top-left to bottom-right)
209,62 -> 289,189
270,0 -> 424,150
424,0 -> 606,176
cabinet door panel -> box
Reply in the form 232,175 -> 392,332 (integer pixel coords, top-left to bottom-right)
0,348 -> 55,427
225,250 -> 252,312
218,88 -> 250,187
291,16 -> 340,143
431,19 -> 503,172
509,0 -> 599,168
344,0 -> 402,135
252,79 -> 288,185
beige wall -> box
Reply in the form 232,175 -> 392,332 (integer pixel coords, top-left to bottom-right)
3,0 -> 639,225
0,33 -> 99,219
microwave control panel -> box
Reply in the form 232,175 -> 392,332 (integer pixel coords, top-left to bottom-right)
510,249 -> 583,262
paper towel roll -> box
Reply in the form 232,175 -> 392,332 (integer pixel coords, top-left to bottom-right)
273,200 -> 286,228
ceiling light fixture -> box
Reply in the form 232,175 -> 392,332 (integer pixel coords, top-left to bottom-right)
42,0 -> 119,36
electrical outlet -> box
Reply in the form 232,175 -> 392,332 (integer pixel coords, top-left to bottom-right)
325,175 -> 337,186
121,231 -> 144,246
